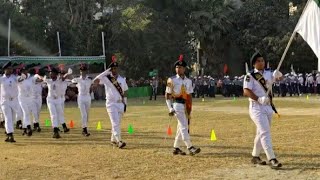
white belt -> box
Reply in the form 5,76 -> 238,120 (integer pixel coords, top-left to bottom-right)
1,96 -> 16,101
48,96 -> 60,100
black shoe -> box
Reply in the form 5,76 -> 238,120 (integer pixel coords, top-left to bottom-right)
52,128 -> 61,139
269,159 -> 282,169
82,128 -> 90,137
188,146 -> 201,156
251,156 -> 267,165
22,128 -> 27,136
5,133 -> 16,143
110,141 -> 118,147
173,148 -> 186,155
0,121 -> 4,128
62,123 -> 70,133
33,123 -> 41,132
16,120 -> 22,129
26,125 -> 32,136
118,141 -> 126,149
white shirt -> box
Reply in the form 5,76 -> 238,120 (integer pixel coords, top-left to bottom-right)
17,75 -> 36,98
243,69 -> 274,102
165,75 -> 193,96
0,74 -> 18,100
316,76 -> 320,84
44,78 -> 63,99
59,80 -> 71,98
32,82 -> 43,98
72,76 -> 92,96
298,77 -> 304,84
98,74 -> 128,102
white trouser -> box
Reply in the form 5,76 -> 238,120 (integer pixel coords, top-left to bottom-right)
0,106 -> 3,122
60,97 -> 66,124
1,98 -> 22,134
78,95 -> 91,128
106,102 -> 124,142
173,102 -> 192,149
15,104 -> 23,122
47,97 -> 63,128
18,96 -> 36,128
249,101 -> 276,160
32,96 -> 42,123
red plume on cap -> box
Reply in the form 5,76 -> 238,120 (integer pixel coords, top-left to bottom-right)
34,67 -> 40,74
112,55 -> 117,62
58,64 -> 65,71
179,54 -> 183,62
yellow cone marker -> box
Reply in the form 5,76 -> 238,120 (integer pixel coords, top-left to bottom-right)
210,129 -> 217,141
96,121 -> 102,130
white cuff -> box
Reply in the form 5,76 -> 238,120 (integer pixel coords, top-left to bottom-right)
123,97 -> 127,105
166,99 -> 173,112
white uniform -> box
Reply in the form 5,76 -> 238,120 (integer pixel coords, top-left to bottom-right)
72,76 -> 92,128
166,75 -> 193,148
0,79 -> 4,123
17,74 -> 37,128
243,69 -> 276,160
44,78 -> 64,128
96,73 -> 128,143
31,80 -> 43,123
0,74 -> 23,134
59,80 -> 71,125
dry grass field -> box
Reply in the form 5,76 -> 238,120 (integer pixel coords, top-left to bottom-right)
1,95 -> 320,180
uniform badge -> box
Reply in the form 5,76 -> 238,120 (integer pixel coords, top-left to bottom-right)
245,75 -> 250,82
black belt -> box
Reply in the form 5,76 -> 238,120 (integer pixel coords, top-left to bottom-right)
174,98 -> 185,104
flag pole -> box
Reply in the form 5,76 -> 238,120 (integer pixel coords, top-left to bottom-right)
57,32 -> 61,56
7,19 -> 11,57
267,0 -> 311,94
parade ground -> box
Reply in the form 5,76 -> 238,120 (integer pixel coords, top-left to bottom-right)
1,96 -> 320,180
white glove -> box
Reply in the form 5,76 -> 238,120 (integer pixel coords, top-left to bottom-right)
258,96 -> 270,105
20,73 -> 27,80
34,74 -> 41,79
273,70 -> 283,79
67,68 -> 73,75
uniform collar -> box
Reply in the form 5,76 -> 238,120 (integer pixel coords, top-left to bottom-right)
254,68 -> 264,74
80,75 -> 88,80
176,74 -> 186,79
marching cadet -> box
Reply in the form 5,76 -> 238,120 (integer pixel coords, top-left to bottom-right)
40,67 -> 71,138
165,54 -> 201,156
58,69 -> 72,133
243,52 -> 283,169
316,73 -> 320,94
30,67 -> 43,132
0,78 -> 4,128
0,62 -> 23,142
298,73 -> 304,96
17,65 -> 39,136
71,63 -> 92,136
93,56 -> 128,149
306,73 -> 314,94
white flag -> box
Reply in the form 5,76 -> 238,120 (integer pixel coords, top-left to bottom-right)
294,0 -> 320,59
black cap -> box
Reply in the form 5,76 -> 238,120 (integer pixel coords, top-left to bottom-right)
108,55 -> 119,68
2,61 -> 12,69
79,63 -> 88,71
250,51 -> 263,67
174,54 -> 187,67
49,67 -> 60,74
